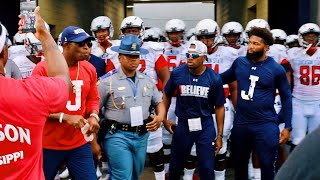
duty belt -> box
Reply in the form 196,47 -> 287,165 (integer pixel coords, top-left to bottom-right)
101,117 -> 152,136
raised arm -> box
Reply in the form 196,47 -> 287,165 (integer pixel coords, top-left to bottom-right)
19,6 -> 71,92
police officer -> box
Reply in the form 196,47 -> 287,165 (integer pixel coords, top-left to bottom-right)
98,34 -> 166,180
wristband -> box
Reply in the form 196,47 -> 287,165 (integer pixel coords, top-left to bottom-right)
59,113 -> 64,123
90,113 -> 100,122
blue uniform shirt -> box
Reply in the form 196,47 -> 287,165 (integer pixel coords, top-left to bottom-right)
165,64 -> 225,120
221,56 -> 292,127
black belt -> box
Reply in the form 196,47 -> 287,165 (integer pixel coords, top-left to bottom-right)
101,117 -> 152,136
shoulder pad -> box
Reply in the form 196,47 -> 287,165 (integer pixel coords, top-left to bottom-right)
287,47 -> 303,58
223,46 -> 238,57
91,41 -> 99,49
91,47 -> 104,58
143,42 -> 164,51
270,44 -> 287,52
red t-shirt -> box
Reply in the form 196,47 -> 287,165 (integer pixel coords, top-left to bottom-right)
32,60 -> 100,150
0,76 -> 68,180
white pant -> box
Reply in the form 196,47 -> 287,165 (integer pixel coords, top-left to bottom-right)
147,127 -> 163,153
291,97 -> 320,145
163,98 -> 177,145
213,98 -> 234,154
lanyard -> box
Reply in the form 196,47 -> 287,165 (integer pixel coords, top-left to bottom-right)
127,78 -> 139,100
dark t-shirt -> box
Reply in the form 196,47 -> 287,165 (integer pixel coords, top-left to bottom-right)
165,64 -> 225,120
221,56 -> 292,126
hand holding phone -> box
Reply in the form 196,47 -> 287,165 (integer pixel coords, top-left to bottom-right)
20,0 -> 37,33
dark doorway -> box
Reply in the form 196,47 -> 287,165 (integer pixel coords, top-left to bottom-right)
268,0 -> 301,35
0,0 -> 20,40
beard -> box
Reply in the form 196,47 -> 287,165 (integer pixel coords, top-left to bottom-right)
246,50 -> 264,61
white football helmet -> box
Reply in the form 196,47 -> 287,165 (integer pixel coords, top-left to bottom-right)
143,28 -> 160,42
165,19 -> 186,44
24,32 -> 43,57
120,16 -> 145,38
286,34 -> 299,44
186,28 -> 196,40
242,31 -> 249,44
271,29 -> 287,41
245,19 -> 270,33
152,27 -> 164,37
152,27 -> 166,42
13,32 -> 25,45
221,21 -> 243,45
165,19 -> 186,33
195,19 -> 220,48
90,16 -> 114,38
298,23 -> 320,48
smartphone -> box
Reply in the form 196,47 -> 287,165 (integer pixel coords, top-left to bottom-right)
20,0 -> 37,33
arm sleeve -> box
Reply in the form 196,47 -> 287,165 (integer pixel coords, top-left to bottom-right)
164,72 -> 176,98
276,68 -> 292,128
280,58 -> 291,72
86,68 -> 100,114
155,54 -> 169,71
220,59 -> 237,84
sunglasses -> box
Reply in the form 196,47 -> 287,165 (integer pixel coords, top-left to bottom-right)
186,53 -> 202,59
72,40 -> 92,48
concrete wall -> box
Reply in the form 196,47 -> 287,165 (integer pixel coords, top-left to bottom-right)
104,0 -> 126,38
39,0 -> 104,38
216,0 -> 268,29
216,0 -> 245,28
38,0 -> 126,39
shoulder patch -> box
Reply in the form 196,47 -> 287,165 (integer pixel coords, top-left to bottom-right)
99,69 -> 118,81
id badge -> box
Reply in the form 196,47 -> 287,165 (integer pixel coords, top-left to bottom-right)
187,117 -> 202,132
130,106 -> 143,127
